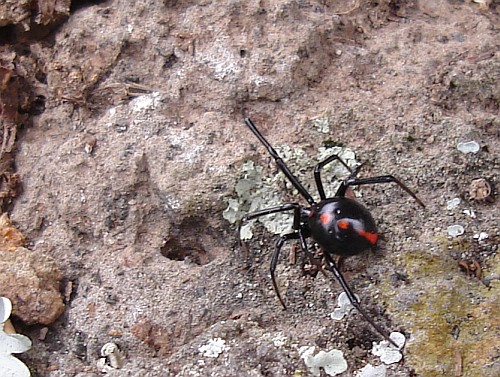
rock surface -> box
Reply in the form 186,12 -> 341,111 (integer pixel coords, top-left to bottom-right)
0,0 -> 498,376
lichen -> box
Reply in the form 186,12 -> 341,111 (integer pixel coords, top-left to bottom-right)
354,363 -> 387,377
330,292 -> 358,321
198,338 -> 229,358
371,333 -> 405,364
223,143 -> 359,239
0,297 -> 32,377
310,113 -> 331,134
299,346 -> 348,377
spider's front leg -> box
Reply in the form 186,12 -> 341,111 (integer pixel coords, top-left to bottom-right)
237,203 -> 301,250
314,153 -> 357,200
338,175 -> 425,207
272,232 -> 301,309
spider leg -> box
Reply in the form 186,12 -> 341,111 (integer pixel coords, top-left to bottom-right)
238,203 -> 301,269
302,242 -> 328,278
323,252 -> 399,347
237,203 -> 302,246
272,219 -> 314,310
314,154 -> 356,200
336,175 -> 425,208
238,203 -> 309,309
272,232 -> 301,309
244,118 -> 316,206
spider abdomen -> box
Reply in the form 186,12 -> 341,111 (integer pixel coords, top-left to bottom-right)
308,198 -> 378,257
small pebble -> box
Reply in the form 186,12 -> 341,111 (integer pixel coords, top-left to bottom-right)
83,135 -> 97,154
463,209 -> 476,218
446,198 -> 460,210
97,342 -> 124,372
473,232 -> 488,241
457,141 -> 480,154
39,327 -> 49,341
447,225 -> 465,237
469,178 -> 493,202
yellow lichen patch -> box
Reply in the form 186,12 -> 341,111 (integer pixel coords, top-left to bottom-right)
463,294 -> 499,369
380,250 -> 499,376
0,213 -> 25,250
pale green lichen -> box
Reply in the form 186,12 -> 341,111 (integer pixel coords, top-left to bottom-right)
223,144 -> 359,239
310,112 -> 331,134
354,363 -> 387,377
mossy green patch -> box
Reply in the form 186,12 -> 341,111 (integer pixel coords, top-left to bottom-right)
382,249 -> 499,376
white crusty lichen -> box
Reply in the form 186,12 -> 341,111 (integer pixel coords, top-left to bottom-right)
224,143 -> 359,240
354,363 -> 388,377
97,342 -> 124,372
198,338 -> 229,358
371,332 -> 406,364
299,346 -> 348,377
330,291 -> 360,321
0,297 -> 32,377
447,224 -> 465,237
456,140 -> 480,154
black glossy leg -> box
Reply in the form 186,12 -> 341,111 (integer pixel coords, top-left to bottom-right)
239,203 -> 305,309
314,154 -> 355,200
322,252 -> 399,347
272,223 -> 316,310
238,203 -> 302,246
272,232 -> 301,309
244,118 -> 316,206
336,175 -> 425,208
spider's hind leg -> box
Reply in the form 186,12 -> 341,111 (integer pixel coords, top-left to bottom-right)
301,242 -> 327,279
323,252 -> 399,347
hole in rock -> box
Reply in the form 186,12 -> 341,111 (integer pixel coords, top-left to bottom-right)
160,217 -> 216,266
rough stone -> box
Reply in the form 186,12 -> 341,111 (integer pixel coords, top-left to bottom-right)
0,0 -> 70,27
0,0 -> 498,376
0,214 -> 64,325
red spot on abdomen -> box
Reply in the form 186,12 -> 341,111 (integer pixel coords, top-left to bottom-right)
337,220 -> 350,230
358,230 -> 378,245
319,213 -> 332,225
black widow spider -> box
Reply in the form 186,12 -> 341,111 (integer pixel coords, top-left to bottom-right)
238,117 -> 425,347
